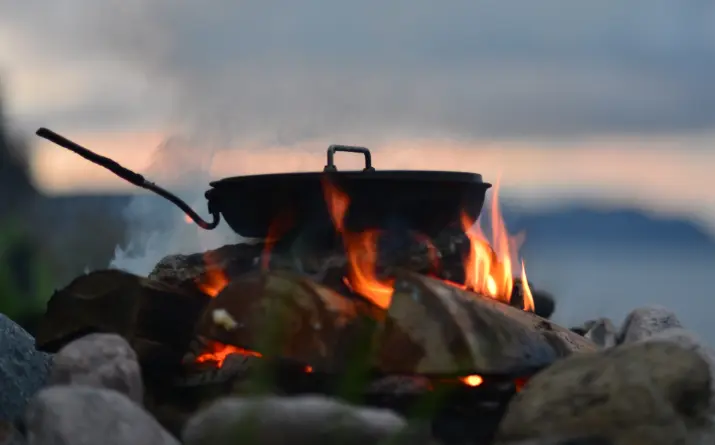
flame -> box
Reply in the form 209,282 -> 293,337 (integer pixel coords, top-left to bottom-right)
460,181 -> 534,311
520,261 -> 535,312
322,179 -> 394,309
261,212 -> 295,272
184,214 -> 192,224
195,252 -> 229,297
195,340 -> 262,367
321,176 -> 534,313
460,374 -> 484,387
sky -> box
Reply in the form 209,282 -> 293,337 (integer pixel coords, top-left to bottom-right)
1,1 -> 715,229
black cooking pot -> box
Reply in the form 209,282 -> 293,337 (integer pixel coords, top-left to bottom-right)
36,128 -> 492,238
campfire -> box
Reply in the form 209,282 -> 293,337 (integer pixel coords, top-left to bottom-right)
31,129 -> 594,444
191,176 -> 537,372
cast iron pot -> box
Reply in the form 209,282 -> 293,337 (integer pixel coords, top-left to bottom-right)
36,128 -> 492,238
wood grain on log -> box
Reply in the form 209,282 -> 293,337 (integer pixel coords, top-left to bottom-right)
35,269 -> 211,369
373,271 -> 596,375
194,270 -> 381,372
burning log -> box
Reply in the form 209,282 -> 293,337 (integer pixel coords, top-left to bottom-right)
35,269 -> 211,371
373,271 -> 596,375
194,270 -> 382,372
148,243 -> 264,291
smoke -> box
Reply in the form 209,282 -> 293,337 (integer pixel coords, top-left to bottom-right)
109,135 -> 241,275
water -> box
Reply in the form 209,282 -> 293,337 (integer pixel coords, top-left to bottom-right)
522,243 -> 715,345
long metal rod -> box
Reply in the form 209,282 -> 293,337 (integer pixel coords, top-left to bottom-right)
35,127 -> 220,230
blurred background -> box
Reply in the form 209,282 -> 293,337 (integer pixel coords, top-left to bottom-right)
1,1 -> 715,340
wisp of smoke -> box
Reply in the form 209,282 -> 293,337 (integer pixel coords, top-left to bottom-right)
109,135 -> 241,275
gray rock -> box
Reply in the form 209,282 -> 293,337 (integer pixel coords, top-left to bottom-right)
641,327 -> 715,442
617,306 -> 682,344
48,333 -> 143,403
183,395 -> 432,445
496,340 -> 714,445
25,386 -> 178,445
0,314 -> 52,422
0,420 -> 25,445
582,318 -> 617,348
497,438 -> 613,445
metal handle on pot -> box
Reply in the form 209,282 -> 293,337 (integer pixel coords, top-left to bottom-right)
324,145 -> 375,172
35,127 -> 221,230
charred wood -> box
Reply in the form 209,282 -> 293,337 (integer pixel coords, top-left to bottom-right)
35,269 -> 211,372
194,270 -> 382,373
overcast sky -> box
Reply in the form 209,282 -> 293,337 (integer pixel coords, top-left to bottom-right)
1,0 -> 715,225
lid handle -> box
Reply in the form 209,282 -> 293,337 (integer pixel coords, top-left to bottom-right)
324,145 -> 375,172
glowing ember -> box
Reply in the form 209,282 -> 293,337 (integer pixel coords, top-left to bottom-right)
514,377 -> 529,392
460,375 -> 484,387
184,214 -> 192,224
195,340 -> 262,367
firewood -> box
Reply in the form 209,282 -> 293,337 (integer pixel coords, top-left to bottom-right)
372,271 -> 596,375
194,270 -> 381,372
35,269 -> 211,370
148,243 -> 264,291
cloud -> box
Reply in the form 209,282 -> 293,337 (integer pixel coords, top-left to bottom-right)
1,0 -> 714,141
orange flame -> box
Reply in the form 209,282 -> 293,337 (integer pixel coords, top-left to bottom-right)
195,252 -> 229,297
261,212 -> 295,272
322,179 -> 394,309
322,176 -> 535,313
460,181 -> 534,311
520,261 -> 535,312
195,340 -> 262,367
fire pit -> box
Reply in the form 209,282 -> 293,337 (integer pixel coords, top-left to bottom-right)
32,128 -> 595,444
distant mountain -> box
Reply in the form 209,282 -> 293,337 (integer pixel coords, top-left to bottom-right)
38,193 -> 715,251
498,206 -> 715,251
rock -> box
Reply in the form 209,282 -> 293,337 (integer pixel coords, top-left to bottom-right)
182,395 -> 432,445
25,386 -> 178,445
497,438 -> 613,445
496,340 -> 713,445
0,314 -> 52,422
582,318 -> 617,348
641,328 -> 715,412
48,333 -> 143,404
617,306 -> 682,344
0,420 -> 25,445
531,290 -> 556,319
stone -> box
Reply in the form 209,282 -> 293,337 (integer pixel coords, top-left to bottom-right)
0,314 -> 52,422
25,386 -> 178,445
48,333 -> 143,404
641,328 -> 715,420
497,438 -> 613,445
582,318 -> 617,348
0,420 -> 25,445
182,395 -> 433,445
617,306 -> 682,344
531,290 -> 556,320
495,340 -> 713,445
